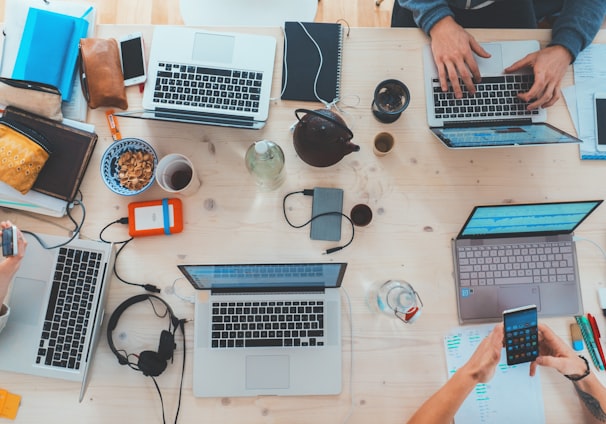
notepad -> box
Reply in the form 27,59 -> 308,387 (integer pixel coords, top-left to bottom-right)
281,21 -> 343,103
12,8 -> 89,101
4,106 -> 97,202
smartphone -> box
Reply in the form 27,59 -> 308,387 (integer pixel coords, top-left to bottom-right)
118,32 -> 147,86
594,93 -> 606,152
1,225 -> 18,257
503,304 -> 538,365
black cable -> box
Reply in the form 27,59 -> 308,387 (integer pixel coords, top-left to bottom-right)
99,217 -> 160,293
22,195 -> 86,249
282,189 -> 355,254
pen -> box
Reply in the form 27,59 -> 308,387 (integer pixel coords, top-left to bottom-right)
588,313 -> 606,366
105,110 -> 122,141
580,315 -> 605,370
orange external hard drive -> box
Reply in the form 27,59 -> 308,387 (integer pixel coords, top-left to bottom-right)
128,198 -> 183,237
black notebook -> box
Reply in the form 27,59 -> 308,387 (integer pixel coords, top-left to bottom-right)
3,106 -> 98,202
281,21 -> 343,103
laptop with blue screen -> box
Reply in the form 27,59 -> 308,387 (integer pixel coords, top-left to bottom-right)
178,262 -> 346,397
453,201 -> 602,323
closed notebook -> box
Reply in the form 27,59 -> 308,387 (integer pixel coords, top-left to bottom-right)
281,21 -> 343,103
3,106 -> 97,202
12,8 -> 89,101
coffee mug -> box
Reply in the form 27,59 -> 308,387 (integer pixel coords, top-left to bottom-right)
155,153 -> 201,196
373,132 -> 395,156
371,79 -> 410,123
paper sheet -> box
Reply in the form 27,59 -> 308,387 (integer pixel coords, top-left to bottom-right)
444,324 -> 545,424
565,44 -> 606,159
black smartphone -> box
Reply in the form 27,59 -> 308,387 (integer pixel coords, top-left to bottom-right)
118,32 -> 147,86
1,225 -> 18,257
503,304 -> 538,365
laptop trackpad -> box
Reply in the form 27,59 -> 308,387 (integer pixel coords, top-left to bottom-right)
476,43 -> 503,75
246,355 -> 290,390
10,277 -> 46,325
498,286 -> 540,312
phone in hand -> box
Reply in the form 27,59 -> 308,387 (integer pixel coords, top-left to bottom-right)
118,32 -> 147,86
594,92 -> 606,152
503,304 -> 538,365
1,225 -> 18,257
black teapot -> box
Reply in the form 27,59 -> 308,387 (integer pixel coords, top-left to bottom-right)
293,109 -> 359,167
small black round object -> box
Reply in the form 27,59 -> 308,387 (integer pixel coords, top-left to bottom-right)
350,204 -> 373,227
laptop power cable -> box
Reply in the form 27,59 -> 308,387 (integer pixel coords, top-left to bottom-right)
282,188 -> 355,254
99,216 -> 160,293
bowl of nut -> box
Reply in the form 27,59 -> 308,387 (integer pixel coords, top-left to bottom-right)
101,138 -> 158,196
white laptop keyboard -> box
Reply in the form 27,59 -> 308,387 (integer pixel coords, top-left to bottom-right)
37,247 -> 102,370
457,241 -> 575,286
211,300 -> 325,348
432,75 -> 540,121
152,62 -> 263,113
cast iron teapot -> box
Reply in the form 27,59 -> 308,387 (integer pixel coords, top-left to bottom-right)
293,108 -> 359,167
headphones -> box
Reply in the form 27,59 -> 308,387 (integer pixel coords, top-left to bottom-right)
107,294 -> 182,377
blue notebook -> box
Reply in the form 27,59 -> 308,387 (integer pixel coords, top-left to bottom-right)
12,8 -> 89,101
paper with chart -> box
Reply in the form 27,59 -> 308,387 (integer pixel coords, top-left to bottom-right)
444,324 -> 545,424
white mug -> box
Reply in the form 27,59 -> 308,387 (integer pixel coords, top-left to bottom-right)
155,153 -> 201,196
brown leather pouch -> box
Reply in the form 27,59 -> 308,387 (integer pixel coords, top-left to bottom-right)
0,119 -> 51,194
79,38 -> 128,109
0,77 -> 63,121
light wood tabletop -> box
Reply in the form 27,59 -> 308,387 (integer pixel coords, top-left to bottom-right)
2,24 -> 606,423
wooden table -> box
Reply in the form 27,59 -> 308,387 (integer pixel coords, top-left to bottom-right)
1,24 -> 606,423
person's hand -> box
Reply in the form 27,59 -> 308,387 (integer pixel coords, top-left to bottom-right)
0,221 -> 26,264
531,323 -> 587,377
505,45 -> 573,110
461,324 -> 504,383
429,16 -> 491,99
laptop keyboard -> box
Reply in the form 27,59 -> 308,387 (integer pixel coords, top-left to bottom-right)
36,247 -> 102,370
432,75 -> 540,121
211,300 -> 325,348
457,241 -> 575,286
153,62 -> 263,113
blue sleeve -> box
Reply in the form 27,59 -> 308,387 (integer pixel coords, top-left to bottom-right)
397,0 -> 455,34
548,0 -> 606,61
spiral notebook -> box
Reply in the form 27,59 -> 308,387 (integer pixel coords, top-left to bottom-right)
281,22 -> 343,103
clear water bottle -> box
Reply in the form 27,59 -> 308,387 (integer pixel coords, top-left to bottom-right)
245,140 -> 286,191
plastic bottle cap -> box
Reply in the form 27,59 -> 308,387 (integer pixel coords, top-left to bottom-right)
254,140 -> 269,154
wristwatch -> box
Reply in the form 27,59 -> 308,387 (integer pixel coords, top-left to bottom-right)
564,355 -> 591,381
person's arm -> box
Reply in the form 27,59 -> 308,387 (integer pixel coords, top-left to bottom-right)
505,0 -> 606,110
407,324 -> 503,424
533,323 -> 606,424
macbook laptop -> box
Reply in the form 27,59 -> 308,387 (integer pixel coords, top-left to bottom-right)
178,262 -> 346,397
0,232 -> 115,401
452,200 -> 602,323
116,26 -> 277,129
423,40 -> 581,148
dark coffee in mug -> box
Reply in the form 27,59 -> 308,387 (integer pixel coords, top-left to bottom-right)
170,168 -> 192,190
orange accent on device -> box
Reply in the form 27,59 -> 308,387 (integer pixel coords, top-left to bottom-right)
128,198 -> 183,237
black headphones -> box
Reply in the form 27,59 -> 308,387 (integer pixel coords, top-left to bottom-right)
107,294 -> 182,377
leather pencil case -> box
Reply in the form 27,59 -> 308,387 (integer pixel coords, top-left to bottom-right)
79,38 -> 128,109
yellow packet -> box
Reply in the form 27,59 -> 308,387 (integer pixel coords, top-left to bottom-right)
0,389 -> 21,420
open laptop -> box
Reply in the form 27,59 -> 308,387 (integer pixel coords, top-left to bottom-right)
423,40 -> 581,148
115,26 -> 276,129
178,262 -> 346,397
0,232 -> 115,401
452,200 -> 602,323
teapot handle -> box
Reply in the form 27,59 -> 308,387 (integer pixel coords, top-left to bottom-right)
294,108 -> 354,140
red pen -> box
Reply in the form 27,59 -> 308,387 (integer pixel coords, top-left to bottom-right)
588,313 -> 606,366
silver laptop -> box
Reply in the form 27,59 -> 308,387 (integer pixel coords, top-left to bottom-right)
116,26 -> 276,129
0,233 -> 115,401
178,262 -> 346,397
453,201 -> 602,323
423,40 -> 580,148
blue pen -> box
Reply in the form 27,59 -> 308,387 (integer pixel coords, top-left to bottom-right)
80,6 -> 94,19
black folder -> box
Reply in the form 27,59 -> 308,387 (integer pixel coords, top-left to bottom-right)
281,22 -> 343,103
3,106 -> 97,202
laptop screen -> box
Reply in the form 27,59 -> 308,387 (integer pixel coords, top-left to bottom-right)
457,200 -> 602,239
178,263 -> 347,290
432,123 -> 580,148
